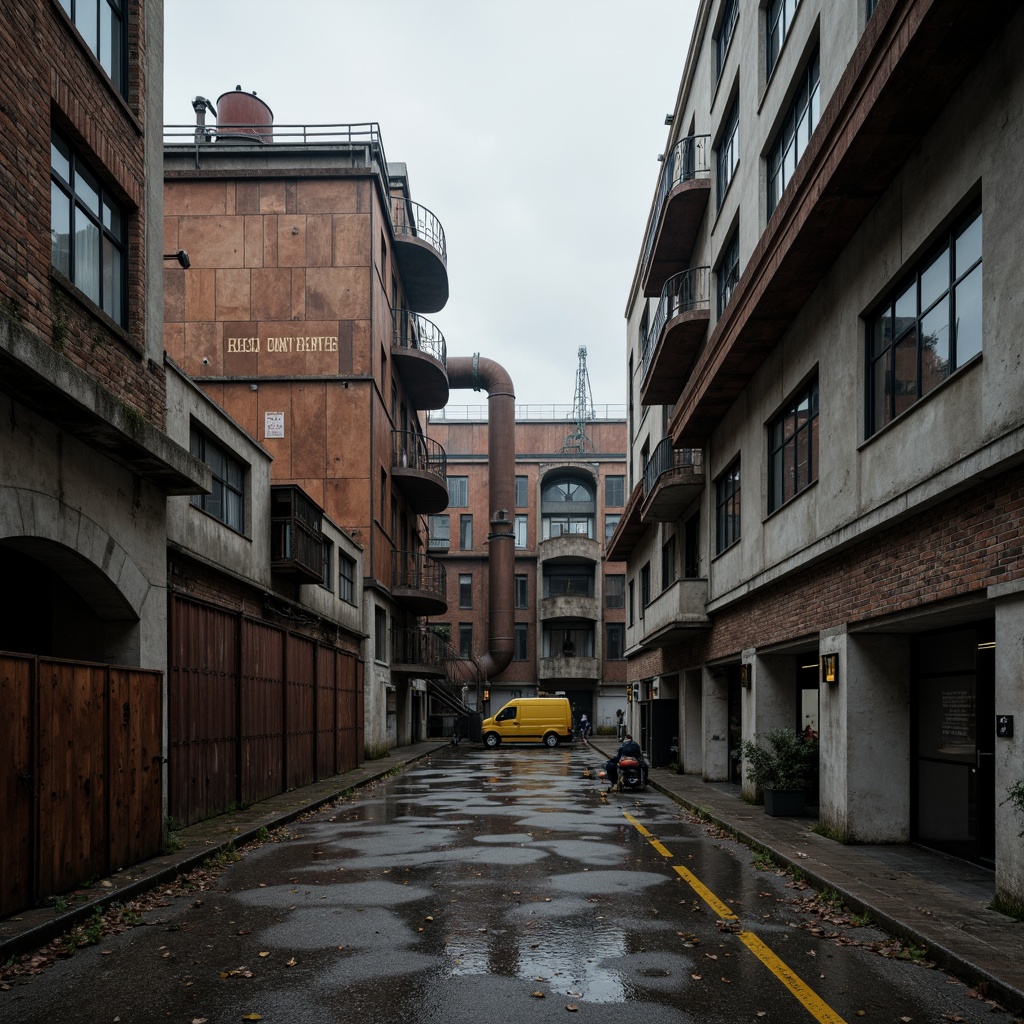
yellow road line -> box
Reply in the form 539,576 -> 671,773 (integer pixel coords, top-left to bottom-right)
623,810 -> 849,1024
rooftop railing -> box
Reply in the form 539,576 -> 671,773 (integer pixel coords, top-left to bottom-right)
641,266 -> 711,382
430,403 -> 627,422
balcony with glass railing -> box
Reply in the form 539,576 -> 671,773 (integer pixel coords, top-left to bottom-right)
641,135 -> 711,297
641,440 -> 705,522
391,549 -> 447,616
640,266 -> 711,407
392,430 -> 448,514
392,308 -> 449,410
390,195 -> 448,313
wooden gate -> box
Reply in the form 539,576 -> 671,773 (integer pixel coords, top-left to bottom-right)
0,653 -> 163,918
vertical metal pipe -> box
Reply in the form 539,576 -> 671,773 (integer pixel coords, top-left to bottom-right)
446,356 -> 515,679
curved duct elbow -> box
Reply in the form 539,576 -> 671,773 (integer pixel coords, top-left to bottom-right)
447,356 -> 515,680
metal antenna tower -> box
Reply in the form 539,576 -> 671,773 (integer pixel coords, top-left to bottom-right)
561,346 -> 595,454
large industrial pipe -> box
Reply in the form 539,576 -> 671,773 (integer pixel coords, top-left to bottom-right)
446,355 -> 515,679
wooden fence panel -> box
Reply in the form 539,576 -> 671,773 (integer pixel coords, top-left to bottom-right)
0,654 -> 34,917
315,649 -> 337,778
241,620 -> 285,804
335,652 -> 362,773
168,598 -> 239,826
285,635 -> 316,790
108,668 -> 163,869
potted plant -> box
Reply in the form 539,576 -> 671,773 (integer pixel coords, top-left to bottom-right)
739,728 -> 819,816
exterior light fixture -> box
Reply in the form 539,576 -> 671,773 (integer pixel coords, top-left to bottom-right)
821,653 -> 838,685
163,250 -> 190,269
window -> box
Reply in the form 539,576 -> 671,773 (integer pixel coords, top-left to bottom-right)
447,476 -> 468,507
339,554 -> 356,605
515,574 -> 529,609
50,130 -> 128,326
628,580 -> 635,626
541,477 -> 596,539
605,514 -> 621,545
515,475 -> 529,507
544,566 -> 594,597
640,563 -> 651,615
684,515 -> 700,579
662,536 -> 677,590
716,0 -> 740,78
766,0 -> 800,77
190,427 -> 246,533
459,573 -> 473,609
607,623 -> 625,661
606,574 -> 625,609
717,229 -> 740,317
767,49 -> 820,215
716,99 -> 739,209
605,475 -> 625,508
458,623 -> 473,660
514,623 -> 528,661
320,540 -> 334,592
375,607 -> 388,662
428,514 -> 450,550
58,0 -> 127,96
515,515 -> 528,549
460,514 -> 473,550
716,459 -> 741,553
866,207 -> 982,437
768,376 -> 819,512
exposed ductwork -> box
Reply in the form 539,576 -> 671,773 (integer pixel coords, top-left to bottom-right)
446,355 -> 515,680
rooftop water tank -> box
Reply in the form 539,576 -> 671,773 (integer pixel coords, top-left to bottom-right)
216,86 -> 273,144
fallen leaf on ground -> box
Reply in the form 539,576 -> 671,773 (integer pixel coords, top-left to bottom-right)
532,991 -> 545,998
286,957 -> 297,967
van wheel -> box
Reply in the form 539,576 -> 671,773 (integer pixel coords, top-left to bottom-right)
483,732 -> 501,749
543,732 -> 559,748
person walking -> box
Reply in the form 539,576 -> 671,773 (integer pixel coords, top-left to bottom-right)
579,713 -> 590,744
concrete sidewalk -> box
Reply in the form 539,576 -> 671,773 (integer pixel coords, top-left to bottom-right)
587,739 -> 1024,1014
0,739 -> 451,965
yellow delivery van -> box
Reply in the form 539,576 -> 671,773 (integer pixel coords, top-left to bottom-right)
481,697 -> 574,749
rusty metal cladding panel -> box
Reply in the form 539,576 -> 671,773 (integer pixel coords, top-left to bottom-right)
315,649 -> 337,778
0,654 -> 34,916
241,620 -> 285,804
334,651 -> 362,773
168,598 -> 240,826
108,667 -> 163,869
36,660 -> 107,899
285,635 -> 317,790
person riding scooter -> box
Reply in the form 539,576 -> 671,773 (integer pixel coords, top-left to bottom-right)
605,733 -> 649,789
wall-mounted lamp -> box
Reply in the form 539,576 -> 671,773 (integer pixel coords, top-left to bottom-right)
163,250 -> 190,269
821,653 -> 838,685
664,114 -> 674,126
740,664 -> 751,688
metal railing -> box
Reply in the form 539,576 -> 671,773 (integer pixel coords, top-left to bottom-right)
392,626 -> 447,669
642,439 -> 704,499
391,549 -> 447,597
390,196 -> 447,265
430,403 -> 626,422
392,429 -> 447,479
641,134 -> 711,275
392,308 -> 447,368
641,266 -> 711,382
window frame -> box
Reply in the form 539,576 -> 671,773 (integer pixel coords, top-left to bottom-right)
605,574 -> 625,609
717,228 -> 740,317
458,573 -> 473,609
715,0 -> 740,80
374,607 -> 388,662
865,205 -> 983,437
662,536 -> 677,591
514,622 -> 528,661
515,475 -> 529,508
715,458 -> 741,554
189,426 -> 247,534
768,375 -> 820,513
766,0 -> 800,78
50,129 -> 129,327
339,554 -> 357,605
514,515 -> 528,549
447,475 -> 469,507
458,622 -> 473,660
716,97 -> 739,210
514,574 -> 529,610
428,513 -> 450,550
605,475 -> 625,508
320,539 -> 334,593
607,622 -> 625,661
640,562 -> 651,616
459,513 -> 473,551
767,48 -> 820,216
58,0 -> 128,97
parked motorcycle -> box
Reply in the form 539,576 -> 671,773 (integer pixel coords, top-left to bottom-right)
615,754 -> 647,792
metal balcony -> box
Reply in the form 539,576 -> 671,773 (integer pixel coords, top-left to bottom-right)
392,430 -> 448,513
640,267 -> 711,407
391,626 -> 448,677
390,196 -> 449,313
391,309 -> 449,410
641,441 -> 705,522
270,484 -> 324,583
391,549 -> 447,616
641,135 -> 711,297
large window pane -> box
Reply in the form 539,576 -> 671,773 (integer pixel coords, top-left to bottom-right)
956,214 -> 982,276
51,183 -> 71,276
74,213 -> 101,304
954,266 -> 983,364
920,303 -> 950,396
919,247 -> 950,312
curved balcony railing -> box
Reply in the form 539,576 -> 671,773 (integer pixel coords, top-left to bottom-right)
391,197 -> 447,265
392,429 -> 447,479
641,266 -> 711,382
641,134 -> 711,275
643,439 -> 704,499
392,626 -> 447,673
391,549 -> 447,611
392,308 -> 447,368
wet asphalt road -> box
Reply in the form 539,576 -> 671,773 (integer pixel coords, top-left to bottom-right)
3,746 -> 1008,1023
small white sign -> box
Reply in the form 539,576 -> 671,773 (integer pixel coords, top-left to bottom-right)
265,412 -> 285,439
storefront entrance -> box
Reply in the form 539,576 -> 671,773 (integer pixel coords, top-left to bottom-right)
913,621 -> 995,866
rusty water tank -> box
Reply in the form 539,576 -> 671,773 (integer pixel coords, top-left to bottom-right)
216,86 -> 273,144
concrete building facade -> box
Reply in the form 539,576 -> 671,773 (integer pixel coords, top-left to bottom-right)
613,0 -> 1024,905
429,406 -> 628,735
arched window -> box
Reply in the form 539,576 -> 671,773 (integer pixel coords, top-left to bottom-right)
541,475 -> 595,539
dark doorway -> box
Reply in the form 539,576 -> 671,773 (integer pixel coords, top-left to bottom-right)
727,665 -> 742,785
913,621 -> 995,866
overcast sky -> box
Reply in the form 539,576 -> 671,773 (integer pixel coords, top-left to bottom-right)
163,1 -> 700,410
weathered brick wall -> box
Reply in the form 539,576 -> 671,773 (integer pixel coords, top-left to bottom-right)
0,0 -> 165,424
629,466 -> 1024,677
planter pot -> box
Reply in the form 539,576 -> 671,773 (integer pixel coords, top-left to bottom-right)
763,787 -> 806,817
